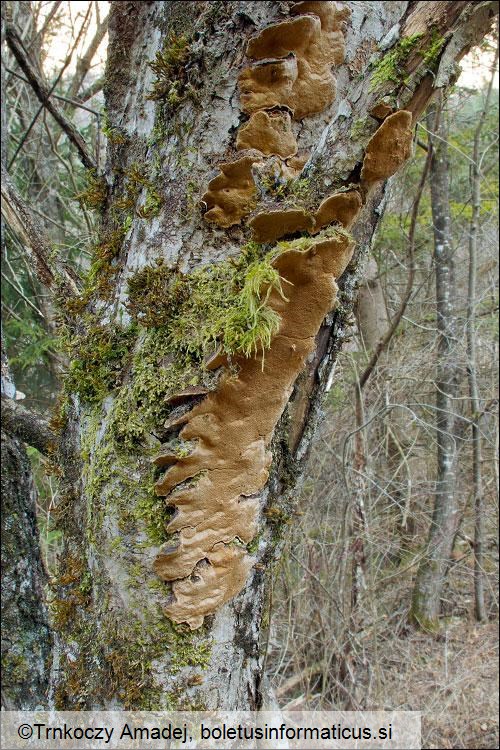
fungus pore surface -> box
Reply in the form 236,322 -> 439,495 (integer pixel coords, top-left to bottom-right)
154,231 -> 354,628
236,110 -> 298,158
249,208 -> 314,243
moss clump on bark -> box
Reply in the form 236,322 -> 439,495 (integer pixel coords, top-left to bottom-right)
370,30 -> 446,92
147,31 -> 195,105
76,170 -> 108,211
54,601 -> 212,709
422,29 -> 446,69
127,245 -> 285,360
370,34 -> 423,91
65,322 -> 137,404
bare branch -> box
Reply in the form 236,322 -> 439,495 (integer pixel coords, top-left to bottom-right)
78,76 -> 104,103
32,1 -> 63,48
1,396 -> 55,455
5,24 -> 96,170
68,13 -> 109,99
1,163 -> 79,296
358,146 -> 433,391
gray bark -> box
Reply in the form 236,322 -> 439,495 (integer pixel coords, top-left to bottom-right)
1,8 -> 52,708
410,95 -> 461,630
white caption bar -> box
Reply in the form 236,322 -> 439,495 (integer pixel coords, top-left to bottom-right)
2,710 -> 421,749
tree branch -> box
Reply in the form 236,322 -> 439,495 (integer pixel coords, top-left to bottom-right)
358,145 -> 432,390
1,397 -> 55,455
68,13 -> 109,100
1,164 -> 80,297
5,24 -> 96,170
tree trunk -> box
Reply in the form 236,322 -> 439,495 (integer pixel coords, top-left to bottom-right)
410,94 -> 461,631
1,329 -> 52,709
1,9 -> 52,709
49,0 -> 497,709
467,37 -> 498,622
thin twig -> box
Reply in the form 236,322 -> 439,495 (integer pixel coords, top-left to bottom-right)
6,22 -> 96,170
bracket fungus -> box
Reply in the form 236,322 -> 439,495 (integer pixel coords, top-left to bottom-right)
180,4 -> 413,629
201,155 -> 260,228
203,2 -> 348,232
369,100 -> 393,120
239,56 -> 299,114
153,230 -> 354,628
240,2 -> 347,120
249,208 -> 314,243
313,190 -> 362,231
361,110 -> 413,184
248,191 -> 361,244
236,109 -> 298,158
164,385 -> 210,405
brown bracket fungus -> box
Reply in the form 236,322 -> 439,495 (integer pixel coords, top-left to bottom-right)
164,385 -> 210,405
360,110 -> 413,184
369,100 -> 393,120
153,230 -> 354,628
202,156 -> 260,228
236,110 -> 298,158
313,190 -> 362,231
238,56 -> 299,114
249,191 -> 361,244
160,545 -> 254,631
240,2 -> 347,120
290,1 -> 351,32
249,208 -> 314,243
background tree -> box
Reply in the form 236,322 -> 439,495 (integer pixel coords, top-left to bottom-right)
410,93 -> 462,631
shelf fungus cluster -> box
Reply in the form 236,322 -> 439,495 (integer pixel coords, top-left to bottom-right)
153,2 -> 415,628
154,230 -> 354,629
203,0 -> 349,229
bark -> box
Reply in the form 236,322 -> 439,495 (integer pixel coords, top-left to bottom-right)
1,429 -> 53,708
410,94 -> 461,631
467,37 -> 498,622
1,9 -> 52,708
48,0 -> 497,710
1,333 -> 52,708
1,396 -> 55,455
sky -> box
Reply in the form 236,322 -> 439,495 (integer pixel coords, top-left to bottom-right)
39,1 -> 498,90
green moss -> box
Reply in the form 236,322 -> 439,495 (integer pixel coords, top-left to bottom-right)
370,34 -> 423,91
109,333 -> 200,446
350,116 -> 372,140
102,116 -> 128,146
75,170 -> 107,211
54,605 -> 212,709
137,187 -> 163,219
147,32 -> 193,104
261,174 -> 313,203
127,245 -> 287,361
134,482 -> 173,546
422,29 -> 446,69
2,653 -> 30,684
65,322 -> 137,404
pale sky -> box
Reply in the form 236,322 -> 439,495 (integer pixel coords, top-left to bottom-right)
39,1 -> 498,90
